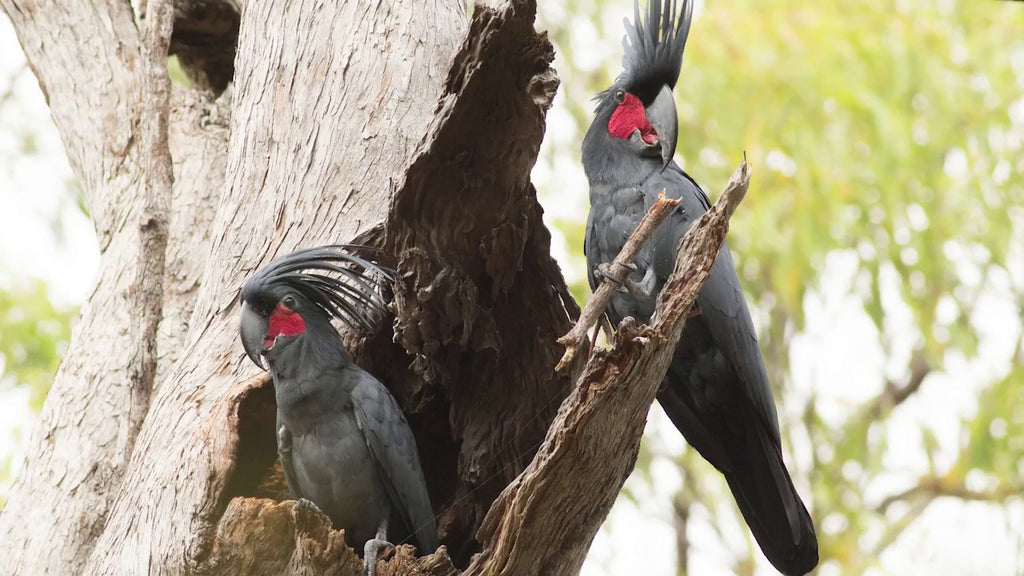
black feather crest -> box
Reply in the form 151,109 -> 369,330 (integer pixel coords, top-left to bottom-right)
618,0 -> 694,92
241,245 -> 393,332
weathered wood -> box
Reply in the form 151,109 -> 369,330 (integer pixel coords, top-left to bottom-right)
79,0 -> 470,571
384,0 -> 580,562
157,87 -> 232,386
202,497 -> 461,576
127,0 -> 174,471
465,159 -> 751,576
201,497 -> 364,576
0,2 -> 230,573
187,2 -> 580,573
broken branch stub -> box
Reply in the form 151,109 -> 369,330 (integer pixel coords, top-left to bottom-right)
467,157 -> 751,576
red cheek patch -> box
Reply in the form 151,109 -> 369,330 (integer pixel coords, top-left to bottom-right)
608,92 -> 659,144
266,302 -> 305,348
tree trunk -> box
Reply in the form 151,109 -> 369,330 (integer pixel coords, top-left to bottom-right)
0,0 -> 569,572
0,0 -> 747,574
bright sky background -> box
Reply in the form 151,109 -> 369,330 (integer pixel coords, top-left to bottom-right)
2,8 -> 1023,575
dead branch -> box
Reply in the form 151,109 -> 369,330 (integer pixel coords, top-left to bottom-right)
128,0 -> 174,460
875,475 -> 1021,515
465,158 -> 751,576
199,497 -> 459,576
555,191 -> 680,371
650,156 -> 750,331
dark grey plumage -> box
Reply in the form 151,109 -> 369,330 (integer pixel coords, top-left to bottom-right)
582,2 -> 818,574
239,245 -> 437,572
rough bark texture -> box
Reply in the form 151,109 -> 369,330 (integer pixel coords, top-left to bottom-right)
80,0 -> 472,571
0,0 -> 582,573
0,1 -> 180,573
157,87 -> 231,386
0,0 -> 745,573
128,0 -> 174,471
384,0 -> 579,558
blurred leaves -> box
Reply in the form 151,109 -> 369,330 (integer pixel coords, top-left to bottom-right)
0,278 -> 74,506
0,279 -> 73,409
167,55 -> 192,89
958,364 -> 1024,480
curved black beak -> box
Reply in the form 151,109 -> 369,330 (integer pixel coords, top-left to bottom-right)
239,301 -> 269,370
646,85 -> 678,170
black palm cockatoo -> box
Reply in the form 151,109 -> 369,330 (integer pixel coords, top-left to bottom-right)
581,1 -> 818,574
239,246 -> 438,576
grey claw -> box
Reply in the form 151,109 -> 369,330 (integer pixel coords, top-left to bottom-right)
294,498 -> 320,515
364,538 -> 393,576
623,266 -> 657,299
595,262 -> 622,285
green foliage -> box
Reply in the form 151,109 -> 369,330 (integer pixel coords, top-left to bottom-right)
0,279 -> 73,409
538,0 -> 1024,572
960,364 -> 1024,480
168,55 -> 192,89
0,278 -> 74,505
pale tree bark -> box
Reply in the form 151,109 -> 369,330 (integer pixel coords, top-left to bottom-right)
0,0 -> 750,574
0,1 -> 167,573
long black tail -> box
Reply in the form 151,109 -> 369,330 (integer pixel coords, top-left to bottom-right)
659,386 -> 818,576
723,416 -> 818,576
